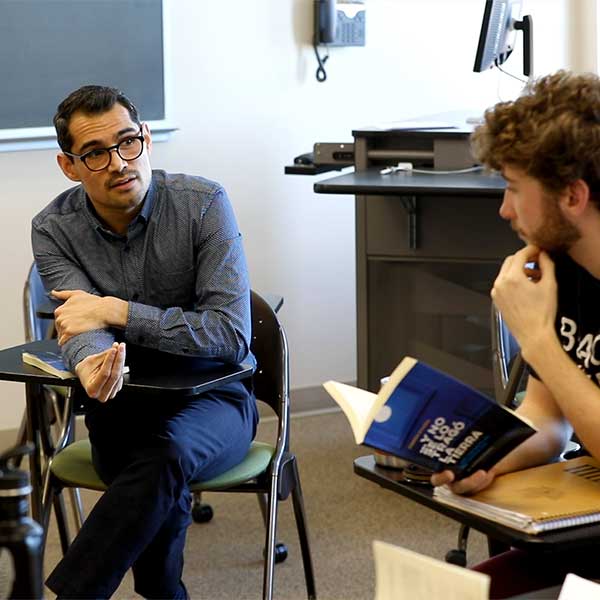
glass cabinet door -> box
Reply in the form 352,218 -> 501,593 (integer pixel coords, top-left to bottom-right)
367,259 -> 501,395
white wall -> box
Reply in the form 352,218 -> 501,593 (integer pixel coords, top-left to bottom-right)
0,0 -> 570,431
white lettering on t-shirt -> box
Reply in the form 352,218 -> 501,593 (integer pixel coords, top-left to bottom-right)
559,316 -> 600,371
560,316 -> 577,352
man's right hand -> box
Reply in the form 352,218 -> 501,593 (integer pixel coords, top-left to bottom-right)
74,342 -> 126,403
430,468 -> 497,495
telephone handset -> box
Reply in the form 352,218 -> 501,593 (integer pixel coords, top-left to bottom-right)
315,0 -> 337,44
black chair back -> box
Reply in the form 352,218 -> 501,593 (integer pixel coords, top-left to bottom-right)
250,291 -> 288,416
490,303 -> 525,407
249,290 -> 290,452
23,263 -> 54,342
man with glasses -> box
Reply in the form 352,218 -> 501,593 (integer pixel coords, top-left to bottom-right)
32,85 -> 258,598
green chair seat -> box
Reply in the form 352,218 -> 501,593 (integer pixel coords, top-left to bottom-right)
51,440 -> 107,491
51,439 -> 275,493
47,384 -> 69,397
191,442 -> 274,491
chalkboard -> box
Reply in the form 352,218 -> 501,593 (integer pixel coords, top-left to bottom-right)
0,0 -> 166,137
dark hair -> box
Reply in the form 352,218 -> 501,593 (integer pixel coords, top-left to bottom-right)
53,85 -> 141,153
471,70 -> 600,207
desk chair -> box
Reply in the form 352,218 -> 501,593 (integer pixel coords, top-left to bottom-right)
445,306 -> 524,566
21,264 -> 59,442
46,290 -> 317,600
490,304 -> 526,409
20,264 -> 85,531
446,305 -> 582,566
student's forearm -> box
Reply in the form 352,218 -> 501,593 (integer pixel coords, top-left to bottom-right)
522,332 -> 600,461
492,424 -> 570,476
493,368 -> 573,477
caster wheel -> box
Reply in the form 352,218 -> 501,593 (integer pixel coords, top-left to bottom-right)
275,543 -> 288,564
445,549 -> 466,567
192,503 -> 214,523
264,543 -> 288,563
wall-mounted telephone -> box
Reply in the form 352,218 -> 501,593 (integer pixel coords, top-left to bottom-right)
315,0 -> 337,44
313,0 -> 366,82
314,0 -> 366,46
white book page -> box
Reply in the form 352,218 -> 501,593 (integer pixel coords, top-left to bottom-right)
322,381 -> 377,443
373,541 -> 489,600
323,357 -> 417,444
558,573 -> 600,600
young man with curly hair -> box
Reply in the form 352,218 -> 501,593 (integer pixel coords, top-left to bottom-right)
432,70 -> 600,598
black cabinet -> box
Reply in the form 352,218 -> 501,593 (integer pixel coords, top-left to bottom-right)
315,128 -> 520,392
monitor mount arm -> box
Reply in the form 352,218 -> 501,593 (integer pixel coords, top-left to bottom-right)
514,15 -> 533,78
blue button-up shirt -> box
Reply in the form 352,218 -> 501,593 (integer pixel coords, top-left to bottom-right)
32,170 -> 252,372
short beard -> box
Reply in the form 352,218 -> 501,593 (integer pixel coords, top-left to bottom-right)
530,192 -> 581,253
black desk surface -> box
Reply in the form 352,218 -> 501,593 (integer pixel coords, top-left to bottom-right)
284,164 -> 343,176
0,339 -> 253,396
354,455 -> 600,554
351,126 -> 473,137
314,169 -> 506,196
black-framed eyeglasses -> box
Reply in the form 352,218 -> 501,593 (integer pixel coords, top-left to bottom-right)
63,128 -> 145,172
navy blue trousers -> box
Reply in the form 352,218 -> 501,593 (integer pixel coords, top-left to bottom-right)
46,381 -> 258,599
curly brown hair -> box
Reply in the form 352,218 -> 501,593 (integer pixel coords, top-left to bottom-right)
471,70 -> 600,206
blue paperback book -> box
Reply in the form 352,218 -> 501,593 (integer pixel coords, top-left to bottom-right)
23,351 -> 129,380
22,350 -> 74,379
324,357 -> 537,478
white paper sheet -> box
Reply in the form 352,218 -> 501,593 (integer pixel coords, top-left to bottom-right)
373,540 -> 490,600
558,573 -> 600,600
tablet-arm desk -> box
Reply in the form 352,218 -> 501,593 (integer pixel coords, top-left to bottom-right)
0,339 -> 253,526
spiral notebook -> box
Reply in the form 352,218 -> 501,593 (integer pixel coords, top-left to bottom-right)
434,456 -> 600,534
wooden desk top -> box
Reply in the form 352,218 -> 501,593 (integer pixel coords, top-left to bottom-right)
0,339 -> 253,396
354,455 -> 600,554
314,168 -> 505,197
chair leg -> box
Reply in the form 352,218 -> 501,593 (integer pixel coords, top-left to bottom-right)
69,488 -> 85,531
16,414 -> 28,452
262,477 -> 280,600
256,493 -> 288,564
53,491 -> 71,556
40,480 -> 56,561
256,492 -> 268,524
290,459 -> 316,600
445,524 -> 469,566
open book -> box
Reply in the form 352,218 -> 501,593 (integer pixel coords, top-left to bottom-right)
434,456 -> 600,534
323,356 -> 536,478
23,351 -> 129,380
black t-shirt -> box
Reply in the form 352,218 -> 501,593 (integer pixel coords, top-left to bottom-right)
548,254 -> 600,386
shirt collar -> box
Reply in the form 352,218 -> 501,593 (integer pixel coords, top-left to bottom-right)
80,174 -> 156,239
138,176 -> 156,224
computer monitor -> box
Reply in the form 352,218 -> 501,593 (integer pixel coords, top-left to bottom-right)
473,0 -> 533,78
